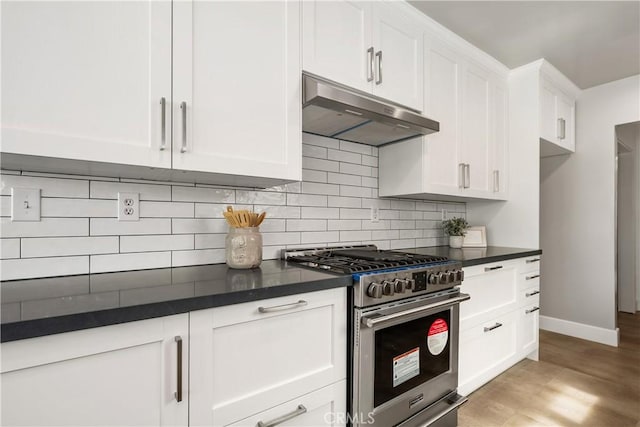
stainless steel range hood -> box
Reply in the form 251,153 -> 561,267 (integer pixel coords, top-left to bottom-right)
302,73 -> 439,146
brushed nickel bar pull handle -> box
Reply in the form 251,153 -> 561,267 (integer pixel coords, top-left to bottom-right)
375,50 -> 382,85
557,117 -> 563,140
367,47 -> 374,82
159,97 -> 166,151
493,170 -> 499,192
484,322 -> 503,332
180,101 -> 187,153
526,290 -> 540,297
258,300 -> 307,314
561,118 -> 566,140
459,163 -> 465,188
526,258 -> 540,263
484,265 -> 503,272
464,164 -> 470,188
526,274 -> 540,280
526,306 -> 540,314
174,336 -> 183,402
257,404 -> 307,427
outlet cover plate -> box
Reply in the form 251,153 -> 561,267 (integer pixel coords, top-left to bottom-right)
118,192 -> 140,221
11,187 -> 41,221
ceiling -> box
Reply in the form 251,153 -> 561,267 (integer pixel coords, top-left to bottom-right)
409,1 -> 640,89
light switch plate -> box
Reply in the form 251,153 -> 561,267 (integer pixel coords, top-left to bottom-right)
11,187 -> 41,221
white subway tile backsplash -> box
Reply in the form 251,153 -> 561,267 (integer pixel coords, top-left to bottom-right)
327,219 -> 362,231
90,252 -> 171,273
41,198 -> 115,218
194,234 -> 226,249
172,249 -> 225,267
286,219 -> 327,232
140,201 -> 194,218
172,186 -> 234,203
328,149 -> 361,164
301,231 -> 339,244
120,235 -> 193,253
302,169 -> 328,183
0,139 -> 464,277
301,182 -> 340,196
1,239 -> 20,259
22,237 -> 119,258
1,256 -> 88,280
340,140 -> 372,155
1,218 -> 88,238
172,219 -> 227,234
90,181 -> 170,201
1,174 -> 88,198
91,218 -> 171,236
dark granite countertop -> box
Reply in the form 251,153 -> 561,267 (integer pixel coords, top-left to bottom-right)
398,246 -> 542,267
0,260 -> 351,343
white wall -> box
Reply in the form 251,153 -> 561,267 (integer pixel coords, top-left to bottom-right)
466,64 -> 540,249
540,75 -> 640,337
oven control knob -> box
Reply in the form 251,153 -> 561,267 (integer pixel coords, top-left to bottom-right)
382,281 -> 395,296
394,279 -> 407,293
428,274 -> 439,285
448,271 -> 457,282
367,282 -> 383,299
437,272 -> 449,284
457,270 -> 465,281
406,278 -> 416,290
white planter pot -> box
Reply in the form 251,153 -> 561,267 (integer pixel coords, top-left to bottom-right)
449,235 -> 463,248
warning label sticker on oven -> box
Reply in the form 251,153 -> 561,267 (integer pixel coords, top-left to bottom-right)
427,318 -> 449,355
393,347 -> 420,387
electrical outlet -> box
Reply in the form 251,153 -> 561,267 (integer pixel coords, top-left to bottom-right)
11,188 -> 41,221
118,192 -> 139,221
370,207 -> 380,223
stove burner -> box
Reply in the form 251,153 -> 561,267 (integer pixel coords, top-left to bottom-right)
285,246 -> 449,274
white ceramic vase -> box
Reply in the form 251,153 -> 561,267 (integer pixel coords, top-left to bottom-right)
449,235 -> 463,248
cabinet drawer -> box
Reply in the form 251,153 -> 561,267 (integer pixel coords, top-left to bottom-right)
228,380 -> 346,427
517,256 -> 541,274
458,310 -> 518,395
517,285 -> 540,308
190,288 -> 347,426
459,263 -> 518,330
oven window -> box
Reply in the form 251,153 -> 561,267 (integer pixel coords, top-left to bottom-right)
374,310 -> 451,407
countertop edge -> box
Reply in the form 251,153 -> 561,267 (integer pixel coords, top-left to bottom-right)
460,249 -> 543,267
1,275 -> 351,343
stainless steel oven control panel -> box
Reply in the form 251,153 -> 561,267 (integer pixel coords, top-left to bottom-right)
354,262 -> 463,308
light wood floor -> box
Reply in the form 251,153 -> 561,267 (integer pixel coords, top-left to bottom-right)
458,312 -> 640,426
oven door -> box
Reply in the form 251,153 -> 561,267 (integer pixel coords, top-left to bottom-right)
352,291 -> 470,427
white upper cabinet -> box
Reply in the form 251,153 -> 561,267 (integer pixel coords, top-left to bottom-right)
537,62 -> 579,157
379,34 -> 508,201
173,0 -> 301,183
1,1 -> 172,169
302,0 -> 423,111
2,1 -> 301,187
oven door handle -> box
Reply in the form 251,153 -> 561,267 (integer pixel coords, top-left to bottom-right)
397,392 -> 468,427
361,293 -> 470,328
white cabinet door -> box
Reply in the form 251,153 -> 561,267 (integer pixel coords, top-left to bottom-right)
173,0 -> 301,183
1,315 -> 189,426
302,0 -> 372,93
1,1 -> 172,169
557,93 -> 575,152
189,288 -> 347,427
372,3 -> 423,110
540,77 -> 558,145
491,81 -> 508,199
229,381 -> 347,427
460,61 -> 491,196
423,38 -> 463,195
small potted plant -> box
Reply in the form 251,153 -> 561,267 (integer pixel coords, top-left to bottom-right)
442,217 -> 469,248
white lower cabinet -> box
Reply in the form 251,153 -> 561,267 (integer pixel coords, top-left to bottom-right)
189,288 -> 347,426
458,255 -> 541,395
1,314 -> 189,426
229,380 -> 346,427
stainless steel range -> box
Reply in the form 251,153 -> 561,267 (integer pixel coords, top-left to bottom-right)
284,245 -> 470,427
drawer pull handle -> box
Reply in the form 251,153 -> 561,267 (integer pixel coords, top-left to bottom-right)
174,336 -> 183,402
526,258 -> 540,263
258,300 -> 307,314
484,322 -> 503,332
526,274 -> 540,280
257,404 -> 307,427
525,290 -> 540,297
484,265 -> 503,272
526,306 -> 540,314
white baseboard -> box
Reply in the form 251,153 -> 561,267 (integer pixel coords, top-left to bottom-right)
540,316 -> 619,347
